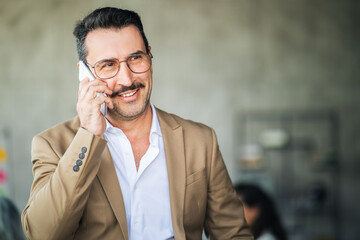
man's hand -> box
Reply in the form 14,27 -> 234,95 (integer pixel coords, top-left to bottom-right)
77,77 -> 113,137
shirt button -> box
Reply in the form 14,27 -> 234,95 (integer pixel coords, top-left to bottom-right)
79,153 -> 85,159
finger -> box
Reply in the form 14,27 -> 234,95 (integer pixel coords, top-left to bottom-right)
93,94 -> 110,108
79,79 -> 107,94
79,76 -> 90,83
78,77 -> 90,95
79,78 -> 107,91
79,76 -> 91,91
77,94 -> 107,114
104,97 -> 114,109
104,89 -> 113,96
92,94 -> 115,111
79,81 -> 110,99
87,85 -> 112,99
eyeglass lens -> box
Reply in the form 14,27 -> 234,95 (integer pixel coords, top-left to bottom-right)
94,53 -> 151,79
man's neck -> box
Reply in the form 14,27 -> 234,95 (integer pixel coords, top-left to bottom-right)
106,104 -> 153,140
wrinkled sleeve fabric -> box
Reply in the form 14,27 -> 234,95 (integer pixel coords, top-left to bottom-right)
22,128 -> 107,240
205,129 -> 253,240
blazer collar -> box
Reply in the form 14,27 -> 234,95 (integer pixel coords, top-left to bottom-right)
156,108 -> 186,239
97,146 -> 129,239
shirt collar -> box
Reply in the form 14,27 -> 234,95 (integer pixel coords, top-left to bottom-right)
105,102 -> 162,138
150,103 -> 162,137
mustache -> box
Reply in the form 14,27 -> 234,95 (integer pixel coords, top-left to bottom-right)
110,82 -> 145,98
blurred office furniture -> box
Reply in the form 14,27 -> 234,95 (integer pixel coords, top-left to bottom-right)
235,110 -> 339,240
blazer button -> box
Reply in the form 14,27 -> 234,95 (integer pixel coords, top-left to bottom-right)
81,147 -> 87,153
76,160 -> 83,166
79,153 -> 85,159
73,165 -> 80,172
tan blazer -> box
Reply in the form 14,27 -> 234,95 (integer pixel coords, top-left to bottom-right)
22,108 -> 252,240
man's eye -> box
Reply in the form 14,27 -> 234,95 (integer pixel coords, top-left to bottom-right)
129,55 -> 142,61
105,62 -> 115,67
96,61 -> 117,72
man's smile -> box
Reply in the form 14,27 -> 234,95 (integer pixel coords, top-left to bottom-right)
110,82 -> 145,98
119,89 -> 138,97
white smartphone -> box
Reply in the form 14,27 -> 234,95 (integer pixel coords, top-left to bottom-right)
78,61 -> 107,116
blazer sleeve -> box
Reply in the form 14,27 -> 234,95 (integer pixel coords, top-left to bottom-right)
21,127 -> 107,240
204,128 -> 253,240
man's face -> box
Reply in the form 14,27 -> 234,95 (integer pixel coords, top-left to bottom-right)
85,25 -> 152,121
238,195 -> 259,226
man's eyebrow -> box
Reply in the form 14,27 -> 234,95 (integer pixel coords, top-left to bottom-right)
97,57 -> 118,63
96,50 -> 146,63
128,50 -> 146,56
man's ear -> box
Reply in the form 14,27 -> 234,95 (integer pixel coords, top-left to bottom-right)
148,45 -> 151,53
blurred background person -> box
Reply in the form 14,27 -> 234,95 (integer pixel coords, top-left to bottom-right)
0,196 -> 26,240
235,183 -> 287,240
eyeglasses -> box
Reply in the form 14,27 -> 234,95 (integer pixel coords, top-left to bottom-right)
87,51 -> 153,79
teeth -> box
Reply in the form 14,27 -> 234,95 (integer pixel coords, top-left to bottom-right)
121,90 -> 137,97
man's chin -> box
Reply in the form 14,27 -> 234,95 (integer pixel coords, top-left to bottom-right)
108,101 -> 149,121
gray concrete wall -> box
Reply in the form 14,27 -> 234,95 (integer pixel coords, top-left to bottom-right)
1,0 -> 359,239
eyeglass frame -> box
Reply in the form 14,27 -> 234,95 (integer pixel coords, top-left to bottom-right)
86,51 -> 153,80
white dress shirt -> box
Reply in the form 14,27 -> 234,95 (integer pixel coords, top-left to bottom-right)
104,103 -> 174,240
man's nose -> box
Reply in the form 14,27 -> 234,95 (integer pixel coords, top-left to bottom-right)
114,62 -> 133,87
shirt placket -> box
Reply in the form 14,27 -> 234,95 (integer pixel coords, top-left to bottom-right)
130,180 -> 143,240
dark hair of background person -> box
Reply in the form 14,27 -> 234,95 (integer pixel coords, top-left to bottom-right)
0,196 -> 26,240
234,183 -> 288,240
73,7 -> 149,63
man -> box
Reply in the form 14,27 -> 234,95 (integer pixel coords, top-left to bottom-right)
22,7 -> 252,240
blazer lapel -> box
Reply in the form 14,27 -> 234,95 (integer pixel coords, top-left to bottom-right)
97,146 -> 128,239
156,108 -> 186,239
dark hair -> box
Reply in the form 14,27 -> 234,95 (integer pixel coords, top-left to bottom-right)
73,7 -> 149,62
234,184 -> 287,240
0,197 -> 26,240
